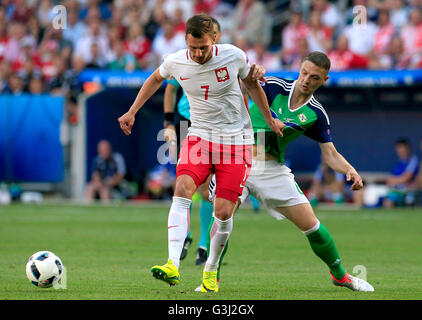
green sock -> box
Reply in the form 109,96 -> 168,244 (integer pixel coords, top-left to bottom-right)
207,215 -> 228,280
305,222 -> 346,280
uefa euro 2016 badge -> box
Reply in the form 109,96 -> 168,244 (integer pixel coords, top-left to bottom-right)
298,113 -> 307,123
215,67 -> 230,82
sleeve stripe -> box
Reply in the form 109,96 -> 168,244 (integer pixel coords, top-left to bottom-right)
266,77 -> 293,89
309,99 -> 330,125
267,80 -> 292,93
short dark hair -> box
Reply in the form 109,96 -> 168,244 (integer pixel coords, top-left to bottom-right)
396,137 -> 410,146
211,17 -> 221,32
303,51 -> 331,72
185,13 -> 214,38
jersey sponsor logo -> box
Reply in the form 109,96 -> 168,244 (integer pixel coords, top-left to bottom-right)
179,77 -> 190,80
298,113 -> 307,123
215,67 -> 230,82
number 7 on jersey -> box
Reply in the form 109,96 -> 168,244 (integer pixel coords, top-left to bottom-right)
201,85 -> 209,100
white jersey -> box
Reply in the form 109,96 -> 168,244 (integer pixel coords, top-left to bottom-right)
159,44 -> 254,145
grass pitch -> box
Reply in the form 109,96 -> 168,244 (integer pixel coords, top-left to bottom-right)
0,203 -> 421,300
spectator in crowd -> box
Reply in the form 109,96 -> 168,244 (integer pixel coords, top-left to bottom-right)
62,9 -> 87,49
328,35 -> 369,70
146,157 -> 176,200
28,74 -> 44,94
345,0 -> 378,24
17,58 -> 42,92
414,138 -> 422,206
342,9 -> 378,57
308,161 -> 346,207
48,55 -> 84,124
173,7 -> 186,34
124,22 -> 151,70
369,35 -> 411,69
306,10 -> 332,53
151,18 -> 185,68
311,0 -> 342,33
108,4 -> 126,40
74,18 -> 112,66
3,22 -> 31,62
279,9 -> 309,67
7,73 -> 25,94
161,0 -> 193,22
10,0 -> 34,23
246,42 -> 281,71
402,138 -> 422,207
193,0 -> 222,16
0,59 -> 10,92
38,26 -> 73,79
399,8 -> 422,66
288,37 -> 310,70
373,9 -> 396,56
80,0 -> 112,21
308,157 -> 364,207
384,138 -> 420,208
230,0 -> 270,46
389,0 -> 409,29
10,36 -> 36,75
26,14 -> 43,46
37,0 -> 54,30
85,139 -> 127,204
108,39 -> 136,72
0,12 -> 7,61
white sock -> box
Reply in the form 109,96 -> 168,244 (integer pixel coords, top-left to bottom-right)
168,196 -> 191,269
205,215 -> 233,272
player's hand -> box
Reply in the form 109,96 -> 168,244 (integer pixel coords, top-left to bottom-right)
164,124 -> 177,142
269,118 -> 285,137
347,170 -> 363,190
249,63 -> 267,83
118,111 -> 135,136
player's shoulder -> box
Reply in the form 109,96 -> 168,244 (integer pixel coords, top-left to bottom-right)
263,76 -> 295,95
217,43 -> 246,58
163,49 -> 189,63
308,96 -> 330,125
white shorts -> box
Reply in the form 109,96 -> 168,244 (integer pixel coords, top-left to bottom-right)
209,159 -> 309,220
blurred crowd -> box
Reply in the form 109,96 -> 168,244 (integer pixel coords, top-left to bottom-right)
0,0 -> 421,100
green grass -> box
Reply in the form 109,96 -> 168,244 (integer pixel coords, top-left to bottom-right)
1,203 -> 422,300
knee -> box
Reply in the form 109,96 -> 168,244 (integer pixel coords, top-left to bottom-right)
174,176 -> 197,199
214,203 -> 233,221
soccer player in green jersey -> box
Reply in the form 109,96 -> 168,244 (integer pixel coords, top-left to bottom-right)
198,51 -> 374,292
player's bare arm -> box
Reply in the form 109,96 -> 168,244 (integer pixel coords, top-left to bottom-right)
118,68 -> 165,136
319,142 -> 363,190
163,83 -> 177,118
242,64 -> 285,137
163,83 -> 177,142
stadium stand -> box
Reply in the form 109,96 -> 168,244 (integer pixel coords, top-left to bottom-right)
0,0 -> 421,204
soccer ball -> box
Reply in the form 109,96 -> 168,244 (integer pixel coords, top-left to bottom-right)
26,251 -> 63,288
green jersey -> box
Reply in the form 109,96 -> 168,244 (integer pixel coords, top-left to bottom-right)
249,77 -> 332,164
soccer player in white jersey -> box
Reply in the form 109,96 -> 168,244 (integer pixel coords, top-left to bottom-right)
118,13 -> 284,291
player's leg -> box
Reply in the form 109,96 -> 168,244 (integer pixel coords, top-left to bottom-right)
195,174 -> 214,265
151,174 -> 196,286
175,118 -> 194,262
151,136 -> 211,286
276,203 -> 374,291
276,203 -> 346,278
199,144 -> 252,292
179,201 -> 193,261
